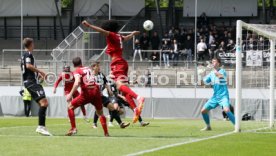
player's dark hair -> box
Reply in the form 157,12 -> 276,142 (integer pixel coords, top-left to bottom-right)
212,58 -> 221,64
63,65 -> 70,72
72,57 -> 82,67
101,20 -> 120,32
23,38 -> 33,48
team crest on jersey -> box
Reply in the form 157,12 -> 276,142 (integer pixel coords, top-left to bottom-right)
39,90 -> 44,95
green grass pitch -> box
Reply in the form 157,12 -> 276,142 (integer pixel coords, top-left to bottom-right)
0,117 -> 275,156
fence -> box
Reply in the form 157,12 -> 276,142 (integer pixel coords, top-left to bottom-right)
0,48 -> 273,88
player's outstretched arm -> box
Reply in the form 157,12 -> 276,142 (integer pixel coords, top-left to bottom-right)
82,20 -> 109,36
53,75 -> 62,94
122,31 -> 140,41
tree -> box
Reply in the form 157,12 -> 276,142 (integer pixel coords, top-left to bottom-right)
61,0 -> 73,8
146,0 -> 183,8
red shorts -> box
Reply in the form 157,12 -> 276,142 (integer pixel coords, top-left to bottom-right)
71,87 -> 102,111
65,90 -> 80,98
110,57 -> 128,82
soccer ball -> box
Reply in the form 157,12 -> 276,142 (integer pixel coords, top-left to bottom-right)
143,20 -> 154,31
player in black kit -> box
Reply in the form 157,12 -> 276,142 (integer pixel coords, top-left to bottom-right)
91,62 -> 130,129
20,38 -> 52,136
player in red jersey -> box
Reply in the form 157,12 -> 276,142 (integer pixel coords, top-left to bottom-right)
66,57 -> 109,136
82,20 -> 145,123
53,65 -> 89,122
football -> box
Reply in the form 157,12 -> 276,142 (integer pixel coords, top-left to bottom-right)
143,20 -> 154,31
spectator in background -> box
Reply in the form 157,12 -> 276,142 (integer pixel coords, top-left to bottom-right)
184,35 -> 194,62
161,40 -> 171,67
221,30 -> 229,45
168,27 -> 175,39
245,37 -> 257,50
174,28 -> 181,42
257,37 -> 265,50
208,31 -> 215,45
162,32 -> 171,45
172,39 -> 179,66
218,41 -> 226,52
227,32 -> 233,42
208,40 -> 217,59
151,31 -> 160,52
140,32 -> 150,59
133,39 -> 142,62
197,38 -> 207,61
226,39 -> 235,53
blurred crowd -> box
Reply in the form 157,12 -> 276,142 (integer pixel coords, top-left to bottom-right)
133,13 -> 271,67
133,13 -> 236,67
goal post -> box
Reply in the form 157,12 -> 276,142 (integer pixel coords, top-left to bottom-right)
235,20 -> 275,132
269,39 -> 275,129
235,20 -> 242,132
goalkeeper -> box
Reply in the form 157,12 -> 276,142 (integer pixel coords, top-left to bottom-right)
201,58 -> 235,131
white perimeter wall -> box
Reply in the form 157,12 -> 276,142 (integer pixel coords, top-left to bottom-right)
0,86 -> 272,99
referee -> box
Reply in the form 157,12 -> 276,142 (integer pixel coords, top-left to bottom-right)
20,38 -> 52,136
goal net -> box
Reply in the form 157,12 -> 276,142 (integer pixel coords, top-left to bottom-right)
235,20 -> 276,133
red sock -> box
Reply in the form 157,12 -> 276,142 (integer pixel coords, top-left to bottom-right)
119,85 -> 138,99
99,115 -> 108,135
80,105 -> 86,116
125,93 -> 137,110
68,109 -> 76,129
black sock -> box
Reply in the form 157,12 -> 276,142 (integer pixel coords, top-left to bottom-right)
111,110 -> 122,124
109,110 -> 114,122
138,116 -> 143,122
93,112 -> 99,124
27,102 -> 31,117
38,106 -> 47,126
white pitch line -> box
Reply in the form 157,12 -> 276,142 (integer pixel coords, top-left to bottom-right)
126,131 -> 235,156
0,134 -> 190,140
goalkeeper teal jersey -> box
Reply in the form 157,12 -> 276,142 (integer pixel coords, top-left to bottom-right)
203,68 -> 229,99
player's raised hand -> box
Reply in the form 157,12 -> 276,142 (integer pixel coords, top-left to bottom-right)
132,31 -> 140,36
82,20 -> 90,27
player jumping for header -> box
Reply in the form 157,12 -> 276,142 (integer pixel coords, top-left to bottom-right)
82,20 -> 145,123
201,58 -> 235,131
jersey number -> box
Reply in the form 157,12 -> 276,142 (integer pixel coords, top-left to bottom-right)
117,34 -> 123,49
83,69 -> 95,85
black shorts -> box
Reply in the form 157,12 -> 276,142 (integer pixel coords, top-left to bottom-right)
24,80 -> 46,103
102,95 -> 111,107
